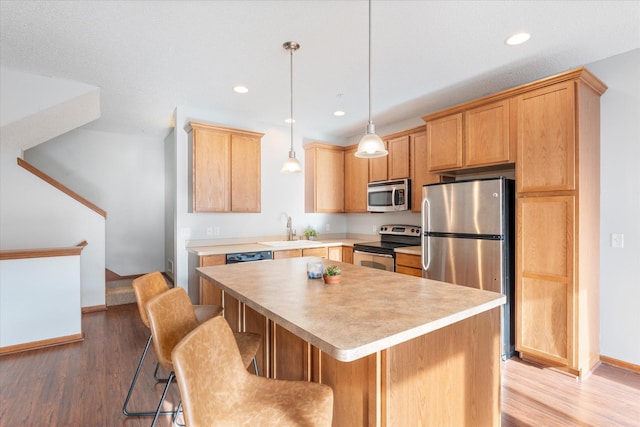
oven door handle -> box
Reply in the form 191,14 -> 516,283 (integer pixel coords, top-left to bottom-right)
354,250 -> 394,258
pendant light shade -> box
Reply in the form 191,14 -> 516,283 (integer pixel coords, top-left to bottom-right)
281,41 -> 302,174
355,0 -> 387,159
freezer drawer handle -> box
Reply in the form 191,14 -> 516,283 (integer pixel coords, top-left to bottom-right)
421,197 -> 431,271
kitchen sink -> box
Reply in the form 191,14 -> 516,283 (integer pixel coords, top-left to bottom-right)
258,240 -> 324,247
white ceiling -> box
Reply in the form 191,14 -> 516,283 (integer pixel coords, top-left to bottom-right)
1,1 -> 639,141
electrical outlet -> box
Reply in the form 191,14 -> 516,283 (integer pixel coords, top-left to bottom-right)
611,233 -> 624,248
214,226 -> 220,236
167,259 -> 174,273
372,225 -> 377,233
325,223 -> 331,232
181,227 -> 191,238
206,227 -> 213,236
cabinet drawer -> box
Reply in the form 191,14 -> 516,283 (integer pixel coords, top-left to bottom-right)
396,253 -> 422,269
396,265 -> 423,277
273,249 -> 302,259
302,247 -> 328,258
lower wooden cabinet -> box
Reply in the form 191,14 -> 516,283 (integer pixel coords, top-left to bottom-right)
516,195 -> 575,367
198,254 -> 225,306
302,247 -> 328,258
342,246 -> 353,264
395,253 -> 422,277
328,246 -> 342,262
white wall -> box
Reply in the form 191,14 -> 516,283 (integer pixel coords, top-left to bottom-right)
0,68 -> 105,308
588,49 -> 640,365
1,255 -> 81,347
25,128 -> 165,276
169,105 -> 351,289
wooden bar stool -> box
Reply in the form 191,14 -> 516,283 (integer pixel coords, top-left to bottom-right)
172,315 -> 334,426
123,272 -> 222,417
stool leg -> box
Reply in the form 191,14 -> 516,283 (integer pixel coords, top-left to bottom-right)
151,371 -> 175,427
253,357 -> 259,376
123,334 -> 174,417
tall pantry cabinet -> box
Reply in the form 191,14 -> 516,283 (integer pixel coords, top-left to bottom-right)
421,67 -> 606,377
515,69 -> 607,377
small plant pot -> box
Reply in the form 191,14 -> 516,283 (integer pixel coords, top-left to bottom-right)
323,274 -> 342,285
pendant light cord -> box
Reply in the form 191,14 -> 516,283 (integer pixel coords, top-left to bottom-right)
368,0 -> 372,126
290,45 -> 294,152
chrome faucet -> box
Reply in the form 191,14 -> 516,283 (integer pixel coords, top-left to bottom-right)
286,216 -> 293,241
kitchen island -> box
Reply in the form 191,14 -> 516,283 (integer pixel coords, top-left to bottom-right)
197,256 -> 505,426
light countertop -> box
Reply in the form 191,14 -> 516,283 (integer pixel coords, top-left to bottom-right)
188,238 -> 370,256
197,256 -> 505,362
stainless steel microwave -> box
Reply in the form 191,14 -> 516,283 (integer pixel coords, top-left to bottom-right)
367,179 -> 411,212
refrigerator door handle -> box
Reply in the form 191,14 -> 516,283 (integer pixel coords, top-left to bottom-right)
421,197 -> 431,271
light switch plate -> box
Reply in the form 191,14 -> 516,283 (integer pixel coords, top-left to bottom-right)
610,233 -> 624,248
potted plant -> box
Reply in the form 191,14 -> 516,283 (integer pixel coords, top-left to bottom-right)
304,227 -> 318,241
323,265 -> 342,284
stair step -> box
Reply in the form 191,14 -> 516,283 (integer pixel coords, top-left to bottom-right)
106,279 -> 136,306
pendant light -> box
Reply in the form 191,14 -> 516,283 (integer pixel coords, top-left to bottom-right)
280,41 -> 303,173
355,0 -> 387,159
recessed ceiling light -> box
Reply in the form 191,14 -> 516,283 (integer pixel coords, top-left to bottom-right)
233,85 -> 249,94
505,32 -> 531,46
334,110 -> 346,117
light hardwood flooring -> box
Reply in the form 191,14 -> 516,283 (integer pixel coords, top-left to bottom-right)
1,303 -> 638,426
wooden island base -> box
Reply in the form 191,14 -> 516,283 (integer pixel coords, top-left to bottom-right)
311,308 -> 500,426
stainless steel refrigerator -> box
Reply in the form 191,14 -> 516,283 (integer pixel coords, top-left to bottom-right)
421,177 -> 515,359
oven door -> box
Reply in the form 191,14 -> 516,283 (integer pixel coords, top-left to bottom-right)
353,250 -> 395,272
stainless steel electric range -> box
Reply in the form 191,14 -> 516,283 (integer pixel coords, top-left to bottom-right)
353,224 -> 421,272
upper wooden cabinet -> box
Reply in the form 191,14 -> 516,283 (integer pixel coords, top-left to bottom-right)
410,127 -> 443,212
368,136 -> 410,182
425,113 -> 463,172
425,99 -> 514,173
344,145 -> 369,213
465,99 -> 515,168
516,81 -> 575,192
186,121 -> 263,213
304,143 -> 344,213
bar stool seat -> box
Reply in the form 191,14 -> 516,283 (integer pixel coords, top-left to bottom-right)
172,315 -> 334,426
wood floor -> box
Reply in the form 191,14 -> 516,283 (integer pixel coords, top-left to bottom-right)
1,303 -> 638,426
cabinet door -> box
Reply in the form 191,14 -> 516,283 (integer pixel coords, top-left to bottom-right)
193,128 -> 231,212
328,246 -> 342,262
231,134 -> 261,212
369,141 -> 389,182
517,81 -> 576,192
342,246 -> 353,264
305,145 -> 344,213
516,195 -> 575,367
465,100 -> 512,167
344,145 -> 369,213
387,135 -> 410,179
410,130 -> 442,212
199,254 -> 225,306
426,113 -> 463,172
